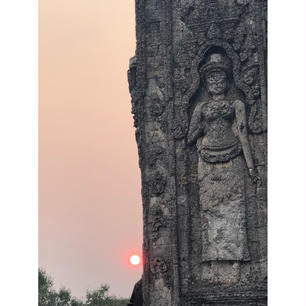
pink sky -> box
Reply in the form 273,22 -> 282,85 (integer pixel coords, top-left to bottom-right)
39,0 -> 142,299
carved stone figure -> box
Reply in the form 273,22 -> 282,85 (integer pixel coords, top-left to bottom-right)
187,51 -> 259,283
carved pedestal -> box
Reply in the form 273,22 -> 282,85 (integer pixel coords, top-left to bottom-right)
128,1 -> 267,305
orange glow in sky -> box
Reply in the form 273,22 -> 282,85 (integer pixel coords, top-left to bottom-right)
39,0 -> 142,299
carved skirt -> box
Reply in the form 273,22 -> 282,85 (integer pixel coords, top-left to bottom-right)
198,155 -> 250,262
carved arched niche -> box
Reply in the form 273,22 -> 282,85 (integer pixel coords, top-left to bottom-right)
183,42 -> 260,285
184,40 -> 249,109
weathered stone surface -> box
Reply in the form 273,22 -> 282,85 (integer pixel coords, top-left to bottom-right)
128,0 -> 267,305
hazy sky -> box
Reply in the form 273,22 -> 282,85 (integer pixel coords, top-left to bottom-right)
39,0 -> 142,299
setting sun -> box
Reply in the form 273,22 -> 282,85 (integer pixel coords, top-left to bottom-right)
130,254 -> 141,266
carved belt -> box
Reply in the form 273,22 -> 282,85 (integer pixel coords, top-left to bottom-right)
198,140 -> 242,163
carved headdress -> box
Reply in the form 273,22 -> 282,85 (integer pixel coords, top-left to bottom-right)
200,53 -> 232,77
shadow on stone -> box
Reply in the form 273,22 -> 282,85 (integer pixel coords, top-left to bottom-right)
127,279 -> 143,306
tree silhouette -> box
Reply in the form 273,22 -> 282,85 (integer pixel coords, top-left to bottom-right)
38,269 -> 129,306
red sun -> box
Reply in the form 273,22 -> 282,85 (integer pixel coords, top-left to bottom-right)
130,254 -> 141,266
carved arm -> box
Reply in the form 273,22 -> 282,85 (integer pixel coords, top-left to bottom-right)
187,103 -> 203,145
234,100 -> 259,183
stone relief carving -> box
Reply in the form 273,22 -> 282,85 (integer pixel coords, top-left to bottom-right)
173,0 -> 266,139
147,146 -> 165,168
130,0 -> 267,304
149,96 -> 165,118
128,56 -> 139,128
207,23 -> 222,40
150,257 -> 168,278
151,205 -> 166,232
149,171 -> 167,196
149,205 -> 167,246
187,51 -> 260,282
145,79 -> 166,120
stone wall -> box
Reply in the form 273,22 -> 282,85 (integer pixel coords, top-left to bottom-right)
128,1 -> 267,305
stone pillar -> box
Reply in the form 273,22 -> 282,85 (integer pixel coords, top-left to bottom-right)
128,1 -> 267,305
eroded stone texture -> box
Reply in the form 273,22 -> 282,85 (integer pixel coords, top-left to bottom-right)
128,0 -> 267,305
